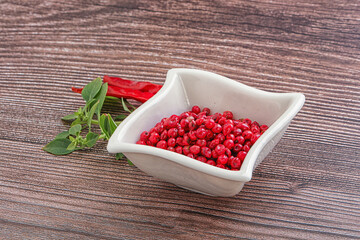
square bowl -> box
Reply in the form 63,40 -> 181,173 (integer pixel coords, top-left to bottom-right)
107,68 -> 305,197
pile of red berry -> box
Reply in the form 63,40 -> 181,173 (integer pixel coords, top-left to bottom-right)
136,106 -> 268,171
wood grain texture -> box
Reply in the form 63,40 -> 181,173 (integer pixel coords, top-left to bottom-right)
0,0 -> 359,239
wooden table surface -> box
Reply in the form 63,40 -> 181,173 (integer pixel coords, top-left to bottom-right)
1,1 -> 359,239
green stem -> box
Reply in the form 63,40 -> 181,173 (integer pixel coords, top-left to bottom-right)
99,134 -> 107,140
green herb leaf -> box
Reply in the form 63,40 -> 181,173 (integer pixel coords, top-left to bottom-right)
81,77 -> 102,103
66,141 -> 77,151
85,132 -> 99,148
84,99 -> 96,114
54,131 -> 70,140
44,76 -> 137,166
94,82 -> 108,118
43,138 -> 73,155
99,114 -> 110,139
106,114 -> 117,136
87,100 -> 99,129
77,107 -> 83,115
121,97 -> 131,113
105,96 -> 119,101
99,114 -> 117,140
70,118 -> 82,127
114,114 -> 127,121
124,98 -> 136,110
69,124 -> 82,135
116,153 -> 124,160
115,153 -> 133,165
62,113 -> 77,121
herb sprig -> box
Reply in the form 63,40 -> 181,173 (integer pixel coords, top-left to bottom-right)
43,77 -> 135,162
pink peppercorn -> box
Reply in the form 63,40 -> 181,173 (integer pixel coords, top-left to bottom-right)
206,160 -> 216,166
156,140 -> 167,149
195,117 -> 204,126
161,130 -> 168,140
202,107 -> 210,115
251,133 -> 261,144
182,135 -> 190,146
175,146 -> 183,154
196,128 -> 207,139
192,105 -> 201,114
226,134 -> 235,141
149,132 -> 160,145
242,144 -> 250,152
212,149 -> 219,159
217,154 -> 228,165
251,125 -> 260,134
167,138 -> 176,147
260,124 -> 269,132
137,106 -> 269,171
208,139 -> 220,149
167,146 -> 175,152
215,133 -> 225,143
214,144 -> 226,155
222,123 -> 234,136
212,113 -> 222,122
242,118 -> 252,125
178,128 -> 185,136
180,112 -> 190,119
216,164 -> 225,169
230,157 -> 241,169
232,127 -> 242,137
140,131 -> 149,141
183,146 -> 191,155
176,137 -> 184,146
136,140 -> 146,145
223,111 -> 233,119
201,147 -> 212,158
225,148 -> 231,157
197,156 -> 207,163
238,123 -> 250,132
212,124 -> 222,133
223,139 -> 234,150
190,145 -> 201,155
189,120 -> 197,130
235,136 -> 245,145
164,115 -> 179,129
205,130 -> 214,140
204,118 -> 216,129
242,130 -> 253,140
218,117 -> 227,125
180,119 -> 189,129
237,151 -> 247,161
196,139 -> 207,147
188,130 -> 197,141
233,143 -> 243,153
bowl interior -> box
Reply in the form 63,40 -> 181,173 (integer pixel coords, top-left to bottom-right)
178,71 -> 294,127
116,69 -> 297,145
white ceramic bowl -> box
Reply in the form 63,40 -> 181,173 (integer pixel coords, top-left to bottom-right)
107,69 -> 305,197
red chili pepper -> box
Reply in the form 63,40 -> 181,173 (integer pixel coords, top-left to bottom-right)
107,85 -> 154,103
71,76 -> 161,103
103,75 -> 162,94
71,87 -> 82,94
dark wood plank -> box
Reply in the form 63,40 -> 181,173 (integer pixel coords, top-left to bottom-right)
0,0 -> 359,239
